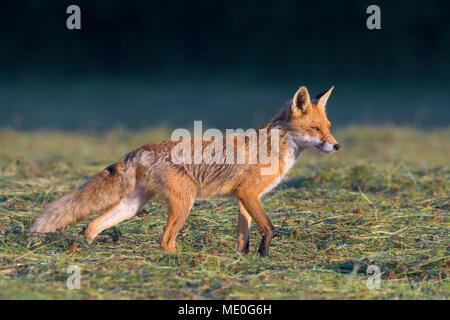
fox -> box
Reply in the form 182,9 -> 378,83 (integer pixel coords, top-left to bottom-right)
31,85 -> 340,256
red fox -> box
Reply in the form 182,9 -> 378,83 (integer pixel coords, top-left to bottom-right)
31,85 -> 340,256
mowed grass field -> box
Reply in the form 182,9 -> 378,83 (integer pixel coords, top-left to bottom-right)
0,126 -> 448,299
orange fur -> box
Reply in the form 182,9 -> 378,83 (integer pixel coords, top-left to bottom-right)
30,85 -> 340,256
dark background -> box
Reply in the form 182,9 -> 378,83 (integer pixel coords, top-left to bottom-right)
0,0 -> 449,130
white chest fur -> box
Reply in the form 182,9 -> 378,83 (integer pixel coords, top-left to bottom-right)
259,137 -> 304,197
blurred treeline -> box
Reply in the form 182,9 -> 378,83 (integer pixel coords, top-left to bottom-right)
0,0 -> 449,130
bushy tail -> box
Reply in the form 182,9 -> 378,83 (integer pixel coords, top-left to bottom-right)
31,160 -> 136,233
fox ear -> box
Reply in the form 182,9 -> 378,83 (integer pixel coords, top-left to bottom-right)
291,86 -> 311,115
315,85 -> 334,109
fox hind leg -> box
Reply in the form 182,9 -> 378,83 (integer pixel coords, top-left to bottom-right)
160,193 -> 195,253
84,187 -> 150,241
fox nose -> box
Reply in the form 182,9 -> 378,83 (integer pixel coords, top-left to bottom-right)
333,144 -> 340,151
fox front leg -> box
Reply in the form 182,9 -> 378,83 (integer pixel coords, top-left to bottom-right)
236,199 -> 252,253
236,191 -> 274,256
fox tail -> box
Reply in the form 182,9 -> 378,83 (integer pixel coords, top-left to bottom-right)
30,161 -> 136,233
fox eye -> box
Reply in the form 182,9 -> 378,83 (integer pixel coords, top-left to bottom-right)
311,126 -> 320,132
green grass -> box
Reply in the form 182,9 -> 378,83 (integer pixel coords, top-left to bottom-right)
0,126 -> 448,299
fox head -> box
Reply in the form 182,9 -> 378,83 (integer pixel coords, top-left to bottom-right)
285,86 -> 340,153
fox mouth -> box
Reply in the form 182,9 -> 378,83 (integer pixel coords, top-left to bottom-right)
315,142 -> 335,153
291,133 -> 338,153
